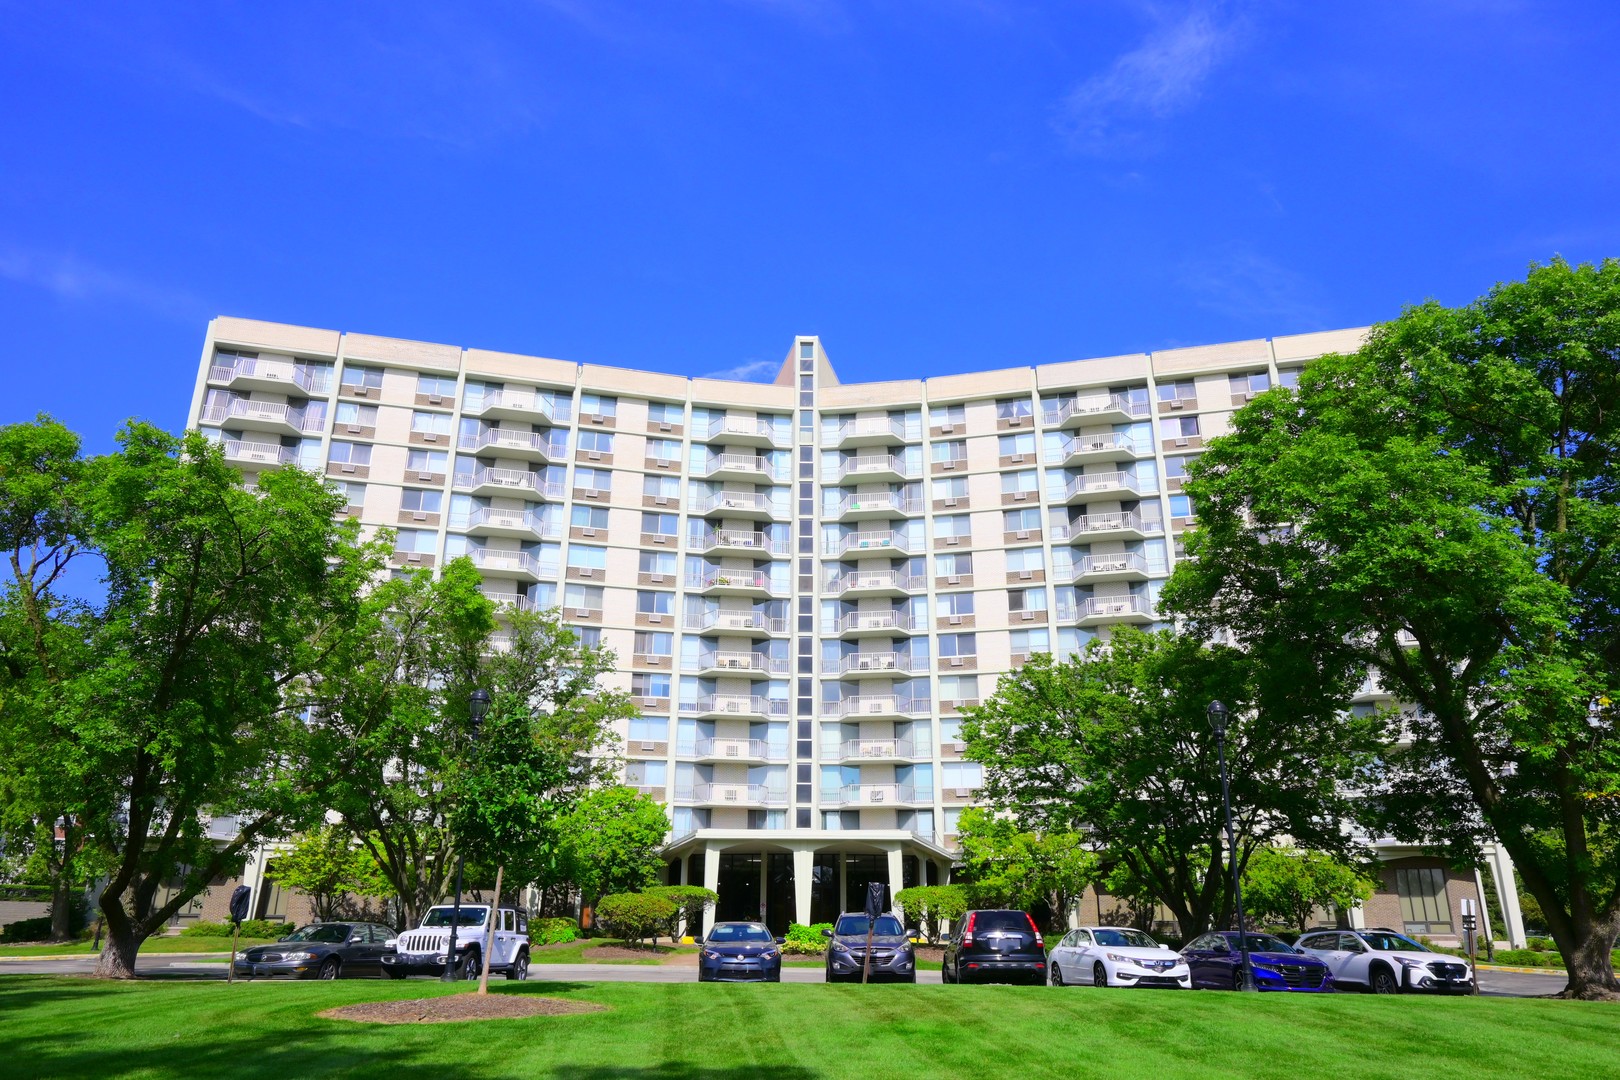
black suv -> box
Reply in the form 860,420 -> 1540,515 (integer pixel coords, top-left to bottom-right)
942,909 -> 1047,985
823,912 -> 917,982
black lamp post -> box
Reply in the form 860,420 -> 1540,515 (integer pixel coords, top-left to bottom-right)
1208,699 -> 1255,992
441,688 -> 491,983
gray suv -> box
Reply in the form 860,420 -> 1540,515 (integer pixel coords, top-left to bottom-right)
823,912 -> 917,982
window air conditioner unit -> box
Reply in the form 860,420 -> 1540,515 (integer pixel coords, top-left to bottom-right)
941,424 -> 954,434
952,741 -> 967,752
412,512 -> 427,521
659,423 -> 673,432
1170,400 -> 1184,409
586,489 -> 602,499
648,656 -> 664,665
1018,569 -> 1034,580
422,433 -> 438,442
1015,530 -> 1030,540
417,472 -> 433,480
648,614 -> 663,623
654,497 -> 669,506
1008,416 -> 1023,427
578,567 -> 595,577
1245,392 -> 1257,401
340,463 -> 356,473
948,615 -> 962,625
347,425 -> 363,433
657,460 -> 671,469
950,657 -> 964,667
942,460 -> 957,470
650,573 -> 665,583
588,451 -> 602,460
583,527 -> 597,536
1020,611 -> 1035,621
1014,492 -> 1028,501
1175,438 -> 1190,447
351,386 -> 369,396
428,395 -> 443,404
954,787 -> 972,798
574,607 -> 591,618
406,553 -> 422,562
726,701 -> 741,712
591,414 -> 606,424
1011,454 -> 1024,463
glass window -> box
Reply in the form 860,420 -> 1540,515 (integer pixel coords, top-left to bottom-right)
996,398 -> 1033,420
932,476 -> 968,500
406,449 -> 447,473
1157,378 -> 1195,402
394,528 -> 437,554
934,552 -> 972,576
935,514 -> 971,539
579,430 -> 614,454
1000,469 -> 1039,494
341,364 -> 383,390
568,545 -> 607,570
639,551 -> 677,575
328,441 -> 371,466
1006,547 -> 1044,572
1008,587 -> 1047,613
629,716 -> 668,742
937,633 -> 975,658
400,489 -> 441,513
637,590 -> 674,615
1277,368 -> 1302,389
1160,415 -> 1200,439
1004,507 -> 1041,532
418,374 -> 458,398
581,393 -> 617,418
641,512 -> 680,536
1164,454 -> 1193,479
648,401 -> 682,425
635,631 -> 673,656
1394,868 -> 1452,933
931,440 -> 967,462
938,675 -> 977,701
575,467 -> 612,491
647,438 -> 682,462
942,761 -> 982,787
334,403 -> 377,426
411,411 -> 453,436
1229,371 -> 1270,395
564,583 -> 603,609
644,474 -> 681,499
930,403 -> 965,428
572,505 -> 609,529
1170,494 -> 1193,518
998,433 -> 1036,456
939,592 -> 974,616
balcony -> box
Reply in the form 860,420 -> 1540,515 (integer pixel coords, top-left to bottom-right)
1045,433 -> 1146,467
1073,552 -> 1152,584
824,784 -> 931,808
832,453 -> 919,484
829,416 -> 919,449
1059,471 -> 1148,504
462,390 -> 567,424
1053,510 -> 1161,543
208,358 -> 330,395
824,570 -> 926,599
221,439 -> 296,469
454,467 -> 566,501
693,651 -> 787,679
1042,393 -> 1150,428
481,590 -> 537,612
827,493 -> 923,521
683,610 -> 789,637
693,452 -> 777,483
824,531 -> 920,558
837,739 -> 924,763
684,694 -> 790,720
678,783 -> 789,808
689,528 -> 790,557
464,548 -> 549,582
821,695 -> 931,720
457,428 -> 568,463
687,569 -> 780,597
691,738 -> 788,764
463,506 -> 556,540
834,611 -> 920,638
199,399 -> 324,437
1075,594 -> 1156,627
702,416 -> 791,449
834,651 -> 922,677
690,490 -> 781,521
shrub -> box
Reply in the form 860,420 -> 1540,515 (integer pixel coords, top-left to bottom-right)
594,892 -> 677,944
1,904 -> 89,944
1526,936 -> 1552,952
782,923 -> 834,955
532,917 -> 578,946
178,919 -> 287,940
644,885 -> 718,943
894,885 -> 968,943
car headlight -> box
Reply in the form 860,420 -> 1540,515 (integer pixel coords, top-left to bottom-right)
831,941 -> 851,954
1105,953 -> 1138,965
702,949 -> 722,960
1396,957 -> 1426,969
232,951 -> 248,961
281,951 -> 313,963
761,949 -> 779,959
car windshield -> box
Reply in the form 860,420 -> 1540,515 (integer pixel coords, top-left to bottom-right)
1362,932 -> 1427,952
835,915 -> 905,936
279,924 -> 350,944
707,923 -> 773,943
1093,928 -> 1159,948
1234,934 -> 1297,953
421,907 -> 489,928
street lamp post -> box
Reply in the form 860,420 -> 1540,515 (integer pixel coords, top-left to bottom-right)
1208,699 -> 1255,992
441,688 -> 491,983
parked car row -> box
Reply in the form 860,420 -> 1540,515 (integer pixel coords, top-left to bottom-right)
231,903 -> 532,982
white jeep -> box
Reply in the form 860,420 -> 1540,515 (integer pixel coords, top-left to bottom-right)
382,904 -> 530,981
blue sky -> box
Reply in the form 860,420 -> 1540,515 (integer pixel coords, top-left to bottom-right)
3,1 -> 1618,451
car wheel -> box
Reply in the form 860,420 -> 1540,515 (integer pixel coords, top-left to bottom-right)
317,958 -> 341,981
506,951 -> 529,981
1233,972 -> 1244,992
1370,966 -> 1401,994
1051,963 -> 1064,987
461,950 -> 481,981
1093,962 -> 1108,988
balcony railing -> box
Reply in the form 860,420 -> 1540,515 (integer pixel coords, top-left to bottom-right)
828,493 -> 923,517
200,399 -> 325,433
833,651 -> 922,675
208,359 -> 331,394
463,506 -> 559,538
824,531 -> 919,557
692,738 -> 788,762
824,783 -> 931,807
683,610 -> 790,635
1075,594 -> 1156,624
687,569 -> 778,593
689,528 -> 790,555
1042,392 -> 1150,426
820,695 -> 931,719
694,650 -> 789,675
678,783 -> 789,807
683,694 -> 790,718
1060,471 -> 1147,500
832,453 -> 920,482
462,390 -> 568,422
703,416 -> 791,447
693,451 -> 776,479
1045,432 -> 1144,463
222,440 -> 296,466
837,739 -> 920,760
464,548 -> 551,579
1074,552 -> 1151,580
690,491 -> 780,517
453,467 -> 566,500
824,570 -> 927,597
830,417 -> 921,445
1050,510 -> 1161,540
457,428 -> 569,459
834,611 -> 919,634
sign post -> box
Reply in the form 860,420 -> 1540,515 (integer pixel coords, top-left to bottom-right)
1460,897 -> 1478,995
227,886 -> 251,985
862,881 -> 888,986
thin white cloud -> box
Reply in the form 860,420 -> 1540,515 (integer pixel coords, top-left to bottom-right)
1178,249 -> 1329,329
0,247 -> 204,322
699,359 -> 779,382
1057,5 -> 1243,155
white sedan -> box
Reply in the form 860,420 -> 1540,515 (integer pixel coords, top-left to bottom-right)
1048,926 -> 1191,989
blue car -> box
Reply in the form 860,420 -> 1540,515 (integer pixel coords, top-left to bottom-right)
1180,931 -> 1335,992
697,921 -> 784,982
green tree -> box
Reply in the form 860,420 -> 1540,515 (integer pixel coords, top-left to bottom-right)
962,629 -> 1382,939
645,885 -> 717,944
552,786 -> 670,911
0,418 -> 380,977
954,808 -> 1096,932
1163,258 -> 1620,998
594,891 -> 676,945
268,825 -> 393,923
893,884 -> 968,943
1241,846 -> 1376,933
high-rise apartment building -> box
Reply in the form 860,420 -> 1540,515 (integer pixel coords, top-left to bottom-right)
186,317 -> 1526,945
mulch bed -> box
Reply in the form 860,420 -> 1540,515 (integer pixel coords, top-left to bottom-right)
319,994 -> 606,1024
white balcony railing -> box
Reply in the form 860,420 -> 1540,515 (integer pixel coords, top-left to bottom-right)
824,571 -> 927,596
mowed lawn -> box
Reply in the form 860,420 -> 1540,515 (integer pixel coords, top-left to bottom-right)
2,975 -> 1617,1080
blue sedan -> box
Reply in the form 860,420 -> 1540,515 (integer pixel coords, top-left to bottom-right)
1180,931 -> 1335,992
697,922 -> 784,982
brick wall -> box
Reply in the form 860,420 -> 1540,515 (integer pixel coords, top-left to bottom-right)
1363,856 -> 1480,947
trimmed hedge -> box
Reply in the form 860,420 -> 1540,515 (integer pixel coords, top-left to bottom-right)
532,917 -> 578,946
595,892 -> 677,944
179,920 -> 289,940
782,923 -> 834,955
1,908 -> 89,944
644,885 -> 718,943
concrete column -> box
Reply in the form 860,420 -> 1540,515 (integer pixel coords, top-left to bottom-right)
702,845 -> 721,938
837,851 -> 847,915
1473,868 -> 1496,946
793,848 -> 814,926
886,846 -> 905,915
758,854 -> 769,923
1486,843 -> 1526,947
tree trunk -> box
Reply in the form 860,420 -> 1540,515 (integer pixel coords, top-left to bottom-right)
50,879 -> 75,941
94,922 -> 143,979
1555,909 -> 1620,1001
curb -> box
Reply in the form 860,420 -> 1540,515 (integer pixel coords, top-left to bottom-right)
1476,964 -> 1566,977
0,951 -> 232,963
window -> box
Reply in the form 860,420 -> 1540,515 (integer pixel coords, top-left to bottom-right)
1394,867 -> 1452,933
564,583 -> 603,610
411,411 -> 453,436
1157,378 -> 1195,403
644,474 -> 680,500
1001,469 -> 1039,494
1229,371 -> 1270,395
1277,368 -> 1302,389
996,397 -> 1033,421
822,810 -> 860,831
575,467 -> 612,492
579,430 -> 614,454
939,716 -> 964,744
938,592 -> 974,617
575,626 -> 603,648
1160,415 -> 1200,440
641,512 -> 679,537
637,590 -> 674,615
799,342 -> 815,360
394,528 -> 437,554
938,675 -> 977,702
1170,494 -> 1193,518
639,551 -> 676,576
931,440 -> 967,463
942,762 -> 982,788
328,441 -> 371,466
937,633 -> 976,658
935,514 -> 971,539
581,393 -> 617,418
932,476 -> 968,501
1164,454 -> 1193,479
1006,547 -> 1044,573
930,403 -> 965,428
748,810 -> 787,830
1010,628 -> 1050,653
341,364 -> 383,390
400,489 -> 441,513
418,374 -> 458,399
406,449 -> 447,473
331,481 -> 364,506
334,403 -> 377,427
934,552 -> 972,577
1004,507 -> 1041,532
630,672 -> 670,700
572,505 -> 609,529
998,433 -> 1036,458
568,545 -> 607,571
647,438 -> 682,463
629,716 -> 668,742
1008,587 -> 1048,613
648,401 -> 682,426
635,630 -> 672,656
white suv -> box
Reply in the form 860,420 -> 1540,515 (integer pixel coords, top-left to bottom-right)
1295,928 -> 1472,994
382,904 -> 530,981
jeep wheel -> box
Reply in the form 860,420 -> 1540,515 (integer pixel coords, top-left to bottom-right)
1370,966 -> 1401,994
506,951 -> 529,981
461,950 -> 481,980
317,958 -> 341,981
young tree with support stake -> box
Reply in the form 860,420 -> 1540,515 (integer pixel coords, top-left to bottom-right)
1164,258 -> 1620,999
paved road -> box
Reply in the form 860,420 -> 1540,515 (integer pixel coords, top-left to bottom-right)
0,954 -> 1568,996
